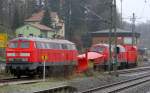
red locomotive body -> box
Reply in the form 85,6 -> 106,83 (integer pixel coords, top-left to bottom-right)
6,37 -> 78,78
90,44 -> 109,69
89,44 -> 138,70
123,45 -> 138,67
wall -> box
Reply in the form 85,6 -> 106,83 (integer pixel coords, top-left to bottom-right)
15,25 -> 41,37
92,37 -> 125,45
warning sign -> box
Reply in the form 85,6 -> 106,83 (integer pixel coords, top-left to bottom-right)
0,33 -> 8,48
41,55 -> 48,61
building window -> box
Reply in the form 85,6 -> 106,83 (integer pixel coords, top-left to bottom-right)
29,33 -> 33,37
41,31 -> 47,38
18,34 -> 23,37
26,26 -> 29,30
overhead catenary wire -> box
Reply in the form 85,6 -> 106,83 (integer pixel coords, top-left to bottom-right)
119,0 -> 150,23
139,0 -> 147,19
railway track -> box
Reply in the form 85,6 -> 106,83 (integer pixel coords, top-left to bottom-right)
81,74 -> 150,93
111,66 -> 150,74
0,77 -> 43,86
0,66 -> 150,93
33,85 -> 77,93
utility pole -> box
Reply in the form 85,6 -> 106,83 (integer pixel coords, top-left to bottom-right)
69,0 -> 72,41
108,2 -> 113,74
132,13 -> 136,46
121,0 -> 123,25
43,60 -> 46,81
113,0 -> 118,77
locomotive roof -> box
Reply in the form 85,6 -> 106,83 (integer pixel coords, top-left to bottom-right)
10,37 -> 74,44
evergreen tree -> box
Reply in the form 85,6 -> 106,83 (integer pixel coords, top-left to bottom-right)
12,7 -> 20,30
41,8 -> 52,28
50,0 -> 60,12
61,0 -> 122,48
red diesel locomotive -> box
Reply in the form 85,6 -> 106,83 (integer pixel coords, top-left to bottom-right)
6,37 -> 78,78
89,44 -> 138,70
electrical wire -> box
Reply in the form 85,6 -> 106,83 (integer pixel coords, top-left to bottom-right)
121,0 -> 150,23
137,0 -> 150,21
139,0 -> 147,18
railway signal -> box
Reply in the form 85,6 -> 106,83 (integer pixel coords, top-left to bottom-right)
42,55 -> 48,81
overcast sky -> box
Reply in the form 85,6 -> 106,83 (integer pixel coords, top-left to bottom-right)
116,0 -> 150,23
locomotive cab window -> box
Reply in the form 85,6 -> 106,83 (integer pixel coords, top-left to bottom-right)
72,44 -> 76,50
41,42 -> 46,49
36,42 -> 42,48
62,44 -> 68,49
9,42 -> 18,48
48,43 -> 53,49
45,43 -> 49,49
51,43 -> 61,49
90,46 -> 104,53
67,44 -> 76,50
36,42 -> 48,49
20,42 -> 30,48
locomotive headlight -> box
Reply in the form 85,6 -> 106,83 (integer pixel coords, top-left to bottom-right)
20,53 -> 30,57
7,53 -> 16,56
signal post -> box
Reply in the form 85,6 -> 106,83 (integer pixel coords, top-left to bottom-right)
42,55 -> 48,81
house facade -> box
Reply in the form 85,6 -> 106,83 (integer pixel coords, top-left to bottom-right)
16,24 -> 54,38
24,10 -> 65,38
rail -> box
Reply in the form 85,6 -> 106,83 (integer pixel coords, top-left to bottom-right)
81,74 -> 150,93
33,85 -> 77,93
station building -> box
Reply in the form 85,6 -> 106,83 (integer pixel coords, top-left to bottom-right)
90,28 -> 140,45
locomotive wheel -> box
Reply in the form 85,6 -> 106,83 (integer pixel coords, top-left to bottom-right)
37,67 -> 50,78
27,70 -> 36,78
27,74 -> 34,78
37,65 -> 75,78
46,67 -> 52,77
16,74 -> 21,79
15,71 -> 21,79
37,67 -> 43,78
119,63 -> 125,69
125,62 -> 129,68
63,65 -> 73,77
14,68 -> 21,79
69,65 -> 75,76
134,63 -> 137,67
64,65 -> 69,77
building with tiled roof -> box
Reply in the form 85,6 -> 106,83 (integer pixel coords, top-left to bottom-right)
24,10 -> 65,38
15,23 -> 54,38
24,11 -> 44,23
90,28 -> 140,45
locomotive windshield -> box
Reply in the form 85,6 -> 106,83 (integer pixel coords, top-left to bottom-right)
20,42 -> 30,48
9,42 -> 18,48
9,41 -> 30,48
90,46 -> 105,53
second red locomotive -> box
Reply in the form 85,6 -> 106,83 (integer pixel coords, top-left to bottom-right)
88,44 -> 138,70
